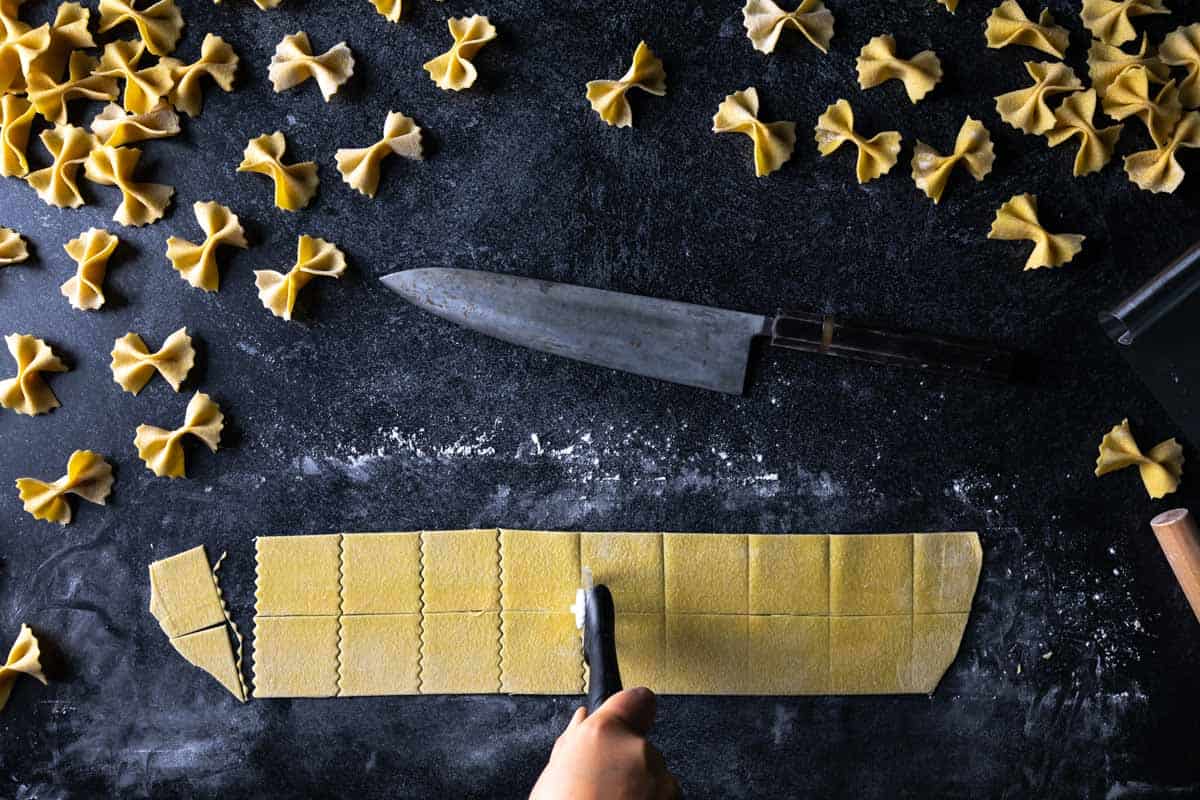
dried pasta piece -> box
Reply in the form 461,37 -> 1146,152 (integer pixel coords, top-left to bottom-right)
1102,67 -> 1182,147
984,1 -> 1069,59
97,0 -> 183,56
237,131 -> 319,212
268,32 -> 353,102
0,227 -> 28,265
1160,24 -> 1200,109
254,235 -> 346,321
1124,110 -> 1200,193
91,102 -> 179,146
585,41 -> 667,128
987,193 -> 1084,270
335,111 -> 422,198
1095,419 -> 1184,498
370,0 -> 401,22
61,227 -> 119,310
814,98 -> 901,184
25,124 -> 96,209
166,201 -> 248,291
0,625 -> 47,710
94,40 -> 174,114
26,51 -> 119,126
423,15 -> 496,91
995,61 -> 1082,134
712,87 -> 796,178
160,33 -> 238,116
1045,90 -> 1123,176
910,117 -> 994,203
1087,35 -> 1168,97
15,450 -> 112,524
855,34 -> 942,104
741,0 -> 834,54
28,3 -> 95,85
937,0 -> 959,11
111,327 -> 194,394
84,145 -> 174,227
1081,0 -> 1168,47
0,334 -> 67,416
0,95 -> 35,177
134,392 -> 224,478
0,19 -> 49,94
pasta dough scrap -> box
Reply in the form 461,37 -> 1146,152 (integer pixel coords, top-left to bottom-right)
1095,419 -> 1184,499
29,2 -> 95,82
585,41 -> 667,128
1124,110 -> 1200,193
0,226 -> 28,265
370,0 -> 402,23
0,626 -> 47,712
987,193 -> 1084,270
995,61 -> 1082,135
1045,90 -> 1123,176
15,449 -> 112,524
1081,0 -> 1168,47
334,110 -> 423,197
94,39 -> 174,114
166,201 -> 247,291
90,102 -> 179,147
814,98 -> 902,183
1102,66 -> 1182,147
1160,24 -> 1200,109
268,32 -> 353,102
110,327 -> 194,394
26,51 -> 118,127
254,235 -> 346,320
84,144 -> 174,227
423,15 -> 496,91
712,87 -> 796,177
0,333 -> 67,416
134,391 -> 223,478
855,34 -> 942,104
1088,35 -> 1168,98
61,227 -> 119,310
911,116 -> 994,203
97,0 -> 183,56
984,1 -> 1069,59
741,0 -> 834,55
1,92 -> 35,177
237,131 -> 318,211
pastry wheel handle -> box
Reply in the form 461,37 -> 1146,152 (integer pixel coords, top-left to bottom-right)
583,584 -> 622,713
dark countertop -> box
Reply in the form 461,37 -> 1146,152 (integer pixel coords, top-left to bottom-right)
3,0 -> 1200,797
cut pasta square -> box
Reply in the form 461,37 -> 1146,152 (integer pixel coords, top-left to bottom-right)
580,532 -> 665,613
829,615 -> 911,694
342,532 -> 422,615
420,612 -> 500,693
420,529 -> 500,613
338,614 -> 421,696
748,533 -> 829,615
912,614 -> 970,692
252,616 -> 339,698
500,529 -> 580,612
663,614 -> 748,695
611,612 -> 666,690
829,534 -> 913,616
254,534 -> 342,616
500,611 -> 583,694
748,616 -> 829,695
664,533 -> 748,614
913,533 -> 983,614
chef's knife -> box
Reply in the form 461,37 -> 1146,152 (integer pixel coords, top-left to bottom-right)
381,268 -> 1015,394
572,568 -> 621,712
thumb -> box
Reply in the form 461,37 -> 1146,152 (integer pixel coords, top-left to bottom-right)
592,687 -> 657,735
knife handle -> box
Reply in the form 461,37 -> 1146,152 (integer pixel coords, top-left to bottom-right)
768,311 -> 1016,382
583,584 -> 622,713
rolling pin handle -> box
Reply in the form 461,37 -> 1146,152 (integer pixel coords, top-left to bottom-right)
1149,508 -> 1200,625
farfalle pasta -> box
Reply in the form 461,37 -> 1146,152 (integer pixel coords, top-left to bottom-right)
268,32 -> 353,102
0,227 -> 28,265
1160,24 -> 1200,109
585,41 -> 667,128
61,227 -> 119,310
135,391 -> 224,478
97,0 -> 183,56
741,0 -> 834,54
937,0 -> 960,11
84,144 -> 174,226
31,2 -> 95,81
26,51 -> 118,126
984,1 -> 1068,59
1081,0 -> 1168,47
712,87 -> 796,178
0,333 -> 67,416
0,625 -> 47,710
15,450 -> 113,525
1088,35 -> 1167,97
423,15 -> 496,91
1102,67 -> 1181,146
1095,419 -> 1184,498
855,34 -> 941,104
162,33 -> 238,116
166,201 -> 248,291
1,95 -> 35,177
25,124 -> 96,208
987,193 -> 1084,270
0,16 -> 48,94
371,0 -> 401,22
814,98 -> 901,184
910,117 -> 994,203
94,39 -> 174,114
1046,90 -> 1122,176
238,131 -> 318,211
1124,111 -> 1200,193
254,234 -> 347,320
111,327 -> 194,393
91,102 -> 180,146
335,111 -> 422,197
995,61 -> 1082,134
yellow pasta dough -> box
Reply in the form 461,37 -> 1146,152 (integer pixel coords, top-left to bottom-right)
1095,418 -> 1184,499
987,193 -> 1084,270
110,327 -> 194,394
134,391 -> 224,478
423,15 -> 496,91
255,534 -> 343,616
995,61 -> 1082,135
94,39 -> 174,114
0,333 -> 67,416
0,17 -> 49,95
1124,110 -> 1200,193
1160,24 -> 1200,109
0,226 -> 28,265
712,87 -> 796,177
1081,0 -> 1168,47
1102,66 -> 1182,147
26,51 -> 118,126
911,116 -> 994,203
97,0 -> 183,56
1088,35 -> 1167,98
29,2 -> 95,82
15,449 -> 112,524
26,124 -> 94,208
254,234 -> 346,321
161,33 -> 238,117
370,0 -> 402,23
166,201 -> 248,291
237,131 -> 319,212
585,41 -> 667,128
90,101 -> 180,146
984,1 -> 1069,59
855,35 -> 941,104
0,626 -> 47,712
335,110 -> 423,198
61,227 -> 119,310
268,31 -> 353,102
1046,90 -> 1123,176
741,0 -> 834,54
814,98 -> 902,183
937,0 -> 960,11
84,144 -> 174,226
1,94 -> 36,177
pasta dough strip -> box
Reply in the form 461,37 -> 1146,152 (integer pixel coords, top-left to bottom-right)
1095,419 -> 1184,499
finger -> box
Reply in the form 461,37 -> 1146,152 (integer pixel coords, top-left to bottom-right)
565,705 -> 588,732
592,686 -> 657,735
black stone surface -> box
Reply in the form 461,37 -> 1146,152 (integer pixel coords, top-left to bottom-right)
2,0 -> 1200,797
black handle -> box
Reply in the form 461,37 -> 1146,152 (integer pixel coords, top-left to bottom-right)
769,311 -> 1015,382
583,584 -> 622,713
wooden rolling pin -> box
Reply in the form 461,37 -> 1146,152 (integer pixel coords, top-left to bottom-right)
1150,508 -> 1200,624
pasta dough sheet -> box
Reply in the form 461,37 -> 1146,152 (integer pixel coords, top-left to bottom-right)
252,530 -> 982,698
